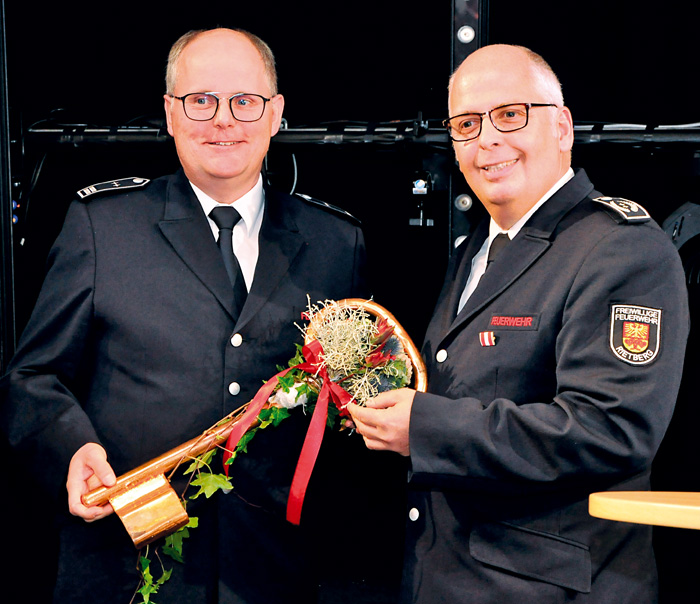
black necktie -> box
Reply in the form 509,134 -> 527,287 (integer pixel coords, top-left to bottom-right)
485,233 -> 509,271
209,206 -> 248,316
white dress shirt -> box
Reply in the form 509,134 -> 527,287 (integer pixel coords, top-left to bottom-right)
190,175 -> 265,291
457,168 -> 575,313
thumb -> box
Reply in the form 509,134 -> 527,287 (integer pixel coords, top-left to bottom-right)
79,443 -> 117,487
89,450 -> 117,488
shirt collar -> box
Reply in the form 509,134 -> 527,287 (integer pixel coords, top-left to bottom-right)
489,168 -> 575,241
190,174 -> 265,235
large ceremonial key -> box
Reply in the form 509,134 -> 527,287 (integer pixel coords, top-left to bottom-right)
82,298 -> 427,548
81,406 -> 256,547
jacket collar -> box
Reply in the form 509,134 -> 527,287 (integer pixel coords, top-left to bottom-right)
158,170 -> 237,318
157,172 -> 305,327
441,169 -> 595,338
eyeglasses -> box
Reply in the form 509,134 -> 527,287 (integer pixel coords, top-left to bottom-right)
443,102 -> 558,142
169,92 -> 272,122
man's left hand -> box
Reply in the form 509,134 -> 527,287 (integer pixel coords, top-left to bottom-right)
346,388 -> 416,456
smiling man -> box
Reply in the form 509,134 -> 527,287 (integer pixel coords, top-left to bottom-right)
348,44 -> 689,603
2,28 -> 368,603
163,29 -> 285,203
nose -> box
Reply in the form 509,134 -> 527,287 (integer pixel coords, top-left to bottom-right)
477,116 -> 503,147
212,99 -> 237,127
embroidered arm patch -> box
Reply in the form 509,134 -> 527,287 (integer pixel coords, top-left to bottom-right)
609,304 -> 661,365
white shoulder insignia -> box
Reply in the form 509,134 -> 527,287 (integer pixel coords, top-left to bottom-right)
593,196 -> 650,223
77,177 -> 150,199
295,192 -> 360,224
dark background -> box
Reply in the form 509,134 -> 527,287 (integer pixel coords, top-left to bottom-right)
4,2 -> 697,125
4,0 -> 698,340
2,1 -> 699,602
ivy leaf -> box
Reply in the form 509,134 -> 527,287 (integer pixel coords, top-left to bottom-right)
162,545 -> 184,564
139,555 -> 153,578
163,527 -> 189,562
326,404 -> 340,429
137,585 -> 157,603
189,472 -> 233,499
288,343 -> 305,366
269,406 -> 291,427
257,407 -> 274,429
183,449 -> 217,475
137,556 -> 159,603
296,381 -> 312,397
276,374 -> 297,392
232,427 -> 258,457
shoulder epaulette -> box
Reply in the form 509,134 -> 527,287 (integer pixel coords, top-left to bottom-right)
77,177 -> 150,200
593,196 -> 650,224
294,192 -> 360,224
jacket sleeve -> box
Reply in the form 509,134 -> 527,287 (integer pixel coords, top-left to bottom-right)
408,223 -> 690,494
1,201 -> 102,500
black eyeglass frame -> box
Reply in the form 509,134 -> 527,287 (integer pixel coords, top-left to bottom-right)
169,92 -> 273,122
443,102 -> 559,142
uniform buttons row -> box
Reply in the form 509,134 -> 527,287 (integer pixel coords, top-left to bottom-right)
228,333 -> 243,396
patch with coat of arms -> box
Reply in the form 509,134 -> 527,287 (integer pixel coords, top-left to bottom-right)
609,304 -> 661,365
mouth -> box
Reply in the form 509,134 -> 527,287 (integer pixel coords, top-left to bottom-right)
208,141 -> 241,146
481,159 -> 517,173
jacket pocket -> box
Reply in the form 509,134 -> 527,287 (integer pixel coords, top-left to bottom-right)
470,520 -> 591,594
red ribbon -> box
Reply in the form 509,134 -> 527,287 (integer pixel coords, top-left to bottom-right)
222,339 -> 352,525
285,340 -> 353,524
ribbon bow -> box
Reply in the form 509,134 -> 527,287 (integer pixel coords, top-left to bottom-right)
223,339 -> 353,524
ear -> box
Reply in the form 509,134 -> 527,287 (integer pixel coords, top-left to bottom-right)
557,106 -> 574,153
163,94 -> 175,137
268,94 -> 285,137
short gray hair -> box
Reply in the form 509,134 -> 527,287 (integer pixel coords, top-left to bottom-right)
519,46 -> 564,106
449,44 -> 564,106
165,28 -> 278,96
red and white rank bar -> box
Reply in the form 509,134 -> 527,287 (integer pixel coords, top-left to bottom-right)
479,331 -> 497,347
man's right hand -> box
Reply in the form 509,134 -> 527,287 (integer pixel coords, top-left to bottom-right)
66,442 -> 117,522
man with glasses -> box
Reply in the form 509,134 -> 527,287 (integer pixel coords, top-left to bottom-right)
2,28 -> 368,603
348,44 -> 689,603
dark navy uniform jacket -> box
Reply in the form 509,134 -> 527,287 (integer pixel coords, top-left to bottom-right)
1,169 -> 368,603
405,169 -> 689,603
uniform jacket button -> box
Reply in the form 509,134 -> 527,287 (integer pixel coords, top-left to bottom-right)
228,382 -> 241,396
436,349 -> 448,363
409,507 -> 420,521
231,333 -> 243,347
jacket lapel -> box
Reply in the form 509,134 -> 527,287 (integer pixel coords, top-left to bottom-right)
443,169 -> 596,340
157,171 -> 236,319
235,187 -> 305,330
451,232 -> 550,331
